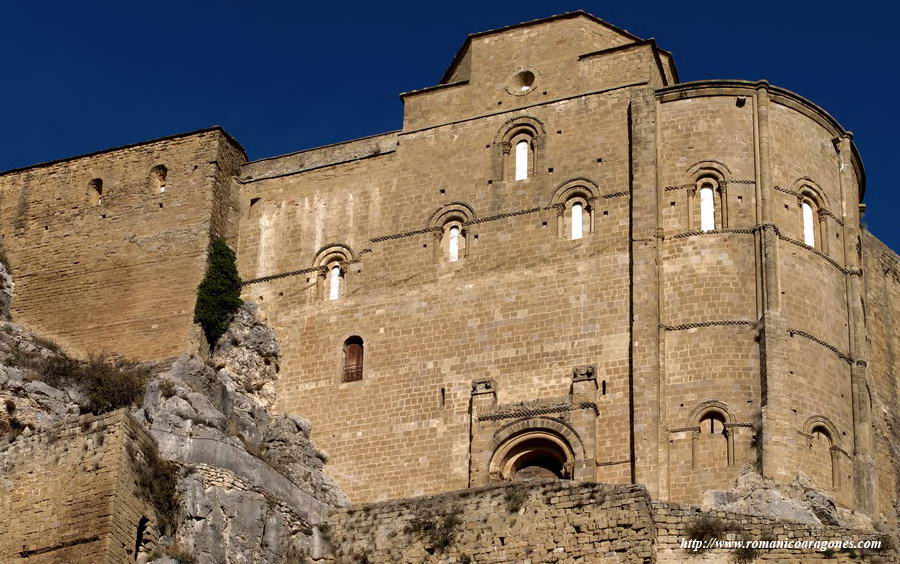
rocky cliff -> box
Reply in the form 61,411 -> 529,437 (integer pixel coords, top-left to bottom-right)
0,261 -> 345,563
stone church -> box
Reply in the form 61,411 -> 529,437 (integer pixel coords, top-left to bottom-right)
1,10 -> 898,526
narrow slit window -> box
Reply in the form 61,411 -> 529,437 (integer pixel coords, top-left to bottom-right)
571,203 -> 583,240
515,140 -> 529,181
448,226 -> 460,262
89,179 -> 103,205
328,265 -> 342,301
699,186 -> 715,232
802,201 -> 815,247
150,165 -> 168,193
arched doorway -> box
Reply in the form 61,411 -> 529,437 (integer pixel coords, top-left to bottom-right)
490,430 -> 576,482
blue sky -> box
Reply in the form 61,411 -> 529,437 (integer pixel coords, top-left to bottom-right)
2,1 -> 897,248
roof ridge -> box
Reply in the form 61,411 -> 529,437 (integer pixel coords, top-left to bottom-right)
438,10 -> 644,84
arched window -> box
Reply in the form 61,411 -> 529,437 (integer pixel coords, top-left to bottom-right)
492,117 -> 544,182
88,178 -> 103,205
809,425 -> 835,490
699,186 -> 715,232
802,201 -> 815,247
515,140 -> 529,181
697,411 -> 728,470
150,165 -> 168,193
328,265 -> 343,301
559,195 -> 592,241
314,244 -> 354,301
439,220 -> 467,263
571,202 -> 584,240
342,336 -> 364,382
795,184 -> 827,251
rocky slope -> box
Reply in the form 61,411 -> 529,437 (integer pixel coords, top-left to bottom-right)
702,468 -> 874,530
0,276 -> 345,563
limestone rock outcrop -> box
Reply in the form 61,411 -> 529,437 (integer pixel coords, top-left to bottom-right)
0,297 -> 346,564
702,468 -> 873,530
208,303 -> 280,409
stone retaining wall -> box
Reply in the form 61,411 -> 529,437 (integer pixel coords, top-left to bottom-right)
320,481 -> 894,563
0,410 -> 160,563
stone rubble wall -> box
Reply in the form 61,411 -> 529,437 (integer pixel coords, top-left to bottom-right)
653,503 -> 892,563
319,481 -> 894,563
322,481 -> 656,563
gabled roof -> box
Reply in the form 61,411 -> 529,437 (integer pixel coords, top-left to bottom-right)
439,10 -> 644,84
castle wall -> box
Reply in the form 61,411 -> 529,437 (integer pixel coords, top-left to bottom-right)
0,11 -> 891,520
0,410 -> 161,563
861,231 -> 900,528
237,69 -> 883,510
238,86 -> 637,502
0,129 -> 245,360
647,83 -> 867,510
319,481 -> 890,563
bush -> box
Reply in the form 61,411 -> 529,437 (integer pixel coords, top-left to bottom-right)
159,378 -> 177,399
7,346 -> 150,415
149,543 -> 194,564
683,515 -> 734,554
31,335 -> 62,354
194,238 -> 242,347
41,354 -> 151,414
734,533 -> 759,563
504,486 -> 530,513
404,506 -> 462,553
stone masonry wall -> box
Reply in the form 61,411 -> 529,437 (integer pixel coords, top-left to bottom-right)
320,481 -> 892,563
653,502 -> 893,563
239,83 -> 636,502
322,482 -> 656,563
236,18 -> 880,516
0,128 -> 245,360
0,410 -> 160,563
861,230 -> 900,529
0,11 -> 893,527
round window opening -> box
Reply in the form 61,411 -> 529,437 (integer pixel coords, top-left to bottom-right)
509,70 -> 535,94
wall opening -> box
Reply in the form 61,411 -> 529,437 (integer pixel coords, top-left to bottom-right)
88,178 -> 103,205
809,425 -> 835,490
342,336 -> 364,382
448,226 -> 460,262
571,202 -> 584,240
802,200 -> 816,247
438,217 -> 468,263
134,516 -> 150,561
515,140 -> 529,181
699,186 -> 715,232
328,265 -> 343,301
491,430 -> 577,482
696,411 -> 728,469
149,165 -> 168,193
